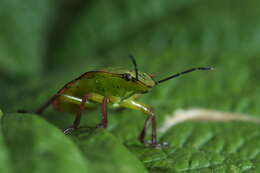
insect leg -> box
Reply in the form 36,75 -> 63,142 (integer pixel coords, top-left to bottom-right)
118,99 -> 159,146
151,115 -> 157,145
36,95 -> 58,114
35,87 -> 67,114
139,114 -> 157,145
60,93 -> 112,129
139,115 -> 151,144
97,97 -> 110,128
63,93 -> 92,134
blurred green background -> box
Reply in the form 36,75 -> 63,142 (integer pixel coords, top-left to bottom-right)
1,0 -> 260,172
1,0 -> 260,115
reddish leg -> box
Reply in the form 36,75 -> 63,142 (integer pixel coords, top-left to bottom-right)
63,93 -> 92,134
139,115 -> 159,147
151,115 -> 157,145
36,95 -> 59,114
139,115 -> 152,144
96,97 -> 110,128
35,88 -> 67,114
18,91 -> 64,114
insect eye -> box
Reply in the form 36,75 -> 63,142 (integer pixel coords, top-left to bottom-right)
123,73 -> 132,81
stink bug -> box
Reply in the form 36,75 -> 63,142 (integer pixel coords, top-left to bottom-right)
34,56 -> 213,147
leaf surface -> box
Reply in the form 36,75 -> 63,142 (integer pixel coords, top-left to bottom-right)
130,122 -> 260,172
1,114 -> 89,173
71,128 -> 148,173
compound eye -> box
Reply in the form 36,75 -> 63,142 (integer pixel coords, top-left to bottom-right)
123,73 -> 132,81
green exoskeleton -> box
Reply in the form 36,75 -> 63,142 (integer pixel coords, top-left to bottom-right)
35,56 -> 213,147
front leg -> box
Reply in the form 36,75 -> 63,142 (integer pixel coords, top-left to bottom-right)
139,114 -> 156,145
119,99 -> 168,147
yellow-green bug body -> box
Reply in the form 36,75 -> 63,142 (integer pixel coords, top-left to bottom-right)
53,68 -> 155,115
35,56 -> 213,147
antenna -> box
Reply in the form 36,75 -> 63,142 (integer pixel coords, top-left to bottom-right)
155,67 -> 214,85
129,55 -> 138,80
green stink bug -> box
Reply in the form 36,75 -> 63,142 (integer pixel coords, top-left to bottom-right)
34,56 -> 213,147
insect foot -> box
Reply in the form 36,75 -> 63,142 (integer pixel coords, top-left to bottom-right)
63,127 -> 77,134
96,123 -> 106,128
144,140 -> 170,149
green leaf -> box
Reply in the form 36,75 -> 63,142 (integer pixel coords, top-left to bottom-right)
1,114 -> 89,173
71,128 -> 148,173
130,122 -> 260,172
0,0 -> 57,77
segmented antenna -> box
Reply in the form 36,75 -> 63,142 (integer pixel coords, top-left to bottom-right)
129,55 -> 138,80
155,67 -> 214,85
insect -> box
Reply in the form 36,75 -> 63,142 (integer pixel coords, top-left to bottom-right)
34,56 -> 213,147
